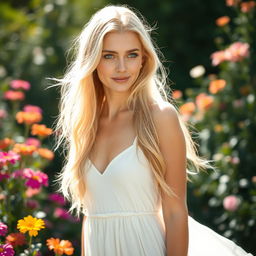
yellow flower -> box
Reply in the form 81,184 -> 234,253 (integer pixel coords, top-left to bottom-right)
17,215 -> 45,237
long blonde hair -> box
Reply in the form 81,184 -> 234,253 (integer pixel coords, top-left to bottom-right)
50,4 -> 214,217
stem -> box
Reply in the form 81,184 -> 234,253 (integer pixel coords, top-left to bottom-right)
28,235 -> 33,255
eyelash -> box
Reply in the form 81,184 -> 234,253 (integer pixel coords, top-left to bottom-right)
103,53 -> 138,59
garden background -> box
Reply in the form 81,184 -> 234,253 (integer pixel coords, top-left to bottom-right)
0,0 -> 255,255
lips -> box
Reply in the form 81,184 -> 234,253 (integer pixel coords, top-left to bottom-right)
112,76 -> 130,82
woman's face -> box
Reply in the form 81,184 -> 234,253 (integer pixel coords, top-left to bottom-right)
96,31 -> 144,94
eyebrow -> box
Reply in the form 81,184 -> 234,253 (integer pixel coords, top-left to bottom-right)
102,48 -> 140,53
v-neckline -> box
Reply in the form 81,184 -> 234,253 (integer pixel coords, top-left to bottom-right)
88,136 -> 137,176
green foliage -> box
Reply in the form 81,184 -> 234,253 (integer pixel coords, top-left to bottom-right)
173,2 -> 255,254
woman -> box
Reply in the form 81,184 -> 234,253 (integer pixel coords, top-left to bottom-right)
52,5 -> 253,256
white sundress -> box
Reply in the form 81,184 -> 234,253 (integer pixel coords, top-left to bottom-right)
82,136 -> 253,256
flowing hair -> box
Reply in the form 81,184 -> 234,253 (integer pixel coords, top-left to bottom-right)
49,4 -> 215,218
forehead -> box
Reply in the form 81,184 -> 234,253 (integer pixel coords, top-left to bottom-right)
102,31 -> 142,51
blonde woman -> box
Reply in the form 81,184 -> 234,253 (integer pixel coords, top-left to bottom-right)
52,5 -> 253,256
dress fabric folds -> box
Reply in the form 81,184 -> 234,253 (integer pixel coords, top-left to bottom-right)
82,136 -> 253,256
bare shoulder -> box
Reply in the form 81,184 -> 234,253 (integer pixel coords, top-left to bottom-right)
150,101 -> 181,135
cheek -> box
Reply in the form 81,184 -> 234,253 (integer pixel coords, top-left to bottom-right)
97,62 -> 113,76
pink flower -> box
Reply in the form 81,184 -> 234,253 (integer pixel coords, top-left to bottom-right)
210,50 -> 226,66
0,151 -> 21,166
54,207 -> 71,220
225,42 -> 249,62
48,193 -> 66,206
0,222 -> 8,236
3,90 -> 25,101
223,195 -> 240,211
0,109 -> 7,119
23,168 -> 48,189
0,171 -> 10,181
211,42 -> 249,66
11,169 -> 24,179
0,243 -> 14,256
26,199 -> 39,209
23,105 -> 43,114
10,80 -> 30,90
25,137 -> 41,147
25,187 -> 41,197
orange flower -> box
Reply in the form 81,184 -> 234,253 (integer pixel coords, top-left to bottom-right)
16,111 -> 42,125
196,93 -> 214,111
240,1 -> 255,12
6,232 -> 26,247
216,16 -> 230,26
179,102 -> 196,116
172,90 -> 183,99
31,124 -> 53,137
209,79 -> 227,94
46,238 -> 74,255
0,138 -> 14,149
226,0 -> 240,6
13,143 -> 37,155
37,148 -> 54,160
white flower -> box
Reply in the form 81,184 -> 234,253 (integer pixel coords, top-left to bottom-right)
189,65 -> 205,78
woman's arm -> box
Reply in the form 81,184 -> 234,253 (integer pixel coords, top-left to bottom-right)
81,215 -> 87,256
152,102 -> 188,256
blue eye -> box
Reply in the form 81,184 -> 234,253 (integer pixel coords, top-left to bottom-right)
128,53 -> 138,58
103,54 -> 114,59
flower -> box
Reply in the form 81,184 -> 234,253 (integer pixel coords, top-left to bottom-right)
225,42 -> 249,62
0,138 -> 14,150
48,193 -> 66,206
179,102 -> 196,116
0,150 -> 20,166
240,1 -> 255,12
210,50 -> 226,66
23,105 -> 42,114
0,109 -> 7,119
23,168 -> 48,189
37,148 -> 54,160
0,222 -> 8,236
13,143 -> 37,156
54,208 -> 71,220
16,111 -> 42,125
226,0 -> 240,6
172,90 -> 183,99
3,90 -> 25,101
46,238 -> 74,255
216,16 -> 230,26
10,80 -> 30,90
25,187 -> 41,198
0,171 -> 10,181
223,195 -> 240,211
209,79 -> 227,94
25,137 -> 41,147
195,93 -> 214,111
5,232 -> 26,247
31,124 -> 53,137
17,215 -> 45,237
211,42 -> 249,66
0,243 -> 15,256
189,65 -> 205,78
26,199 -> 39,210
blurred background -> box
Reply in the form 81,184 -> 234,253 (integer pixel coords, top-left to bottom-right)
0,0 -> 255,255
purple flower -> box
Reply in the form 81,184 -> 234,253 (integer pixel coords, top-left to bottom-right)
48,193 -> 66,206
54,207 -> 71,220
0,243 -> 14,256
23,168 -> 48,189
0,222 -> 8,236
11,169 -> 24,179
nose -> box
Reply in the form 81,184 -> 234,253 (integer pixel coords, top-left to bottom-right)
116,57 -> 127,72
